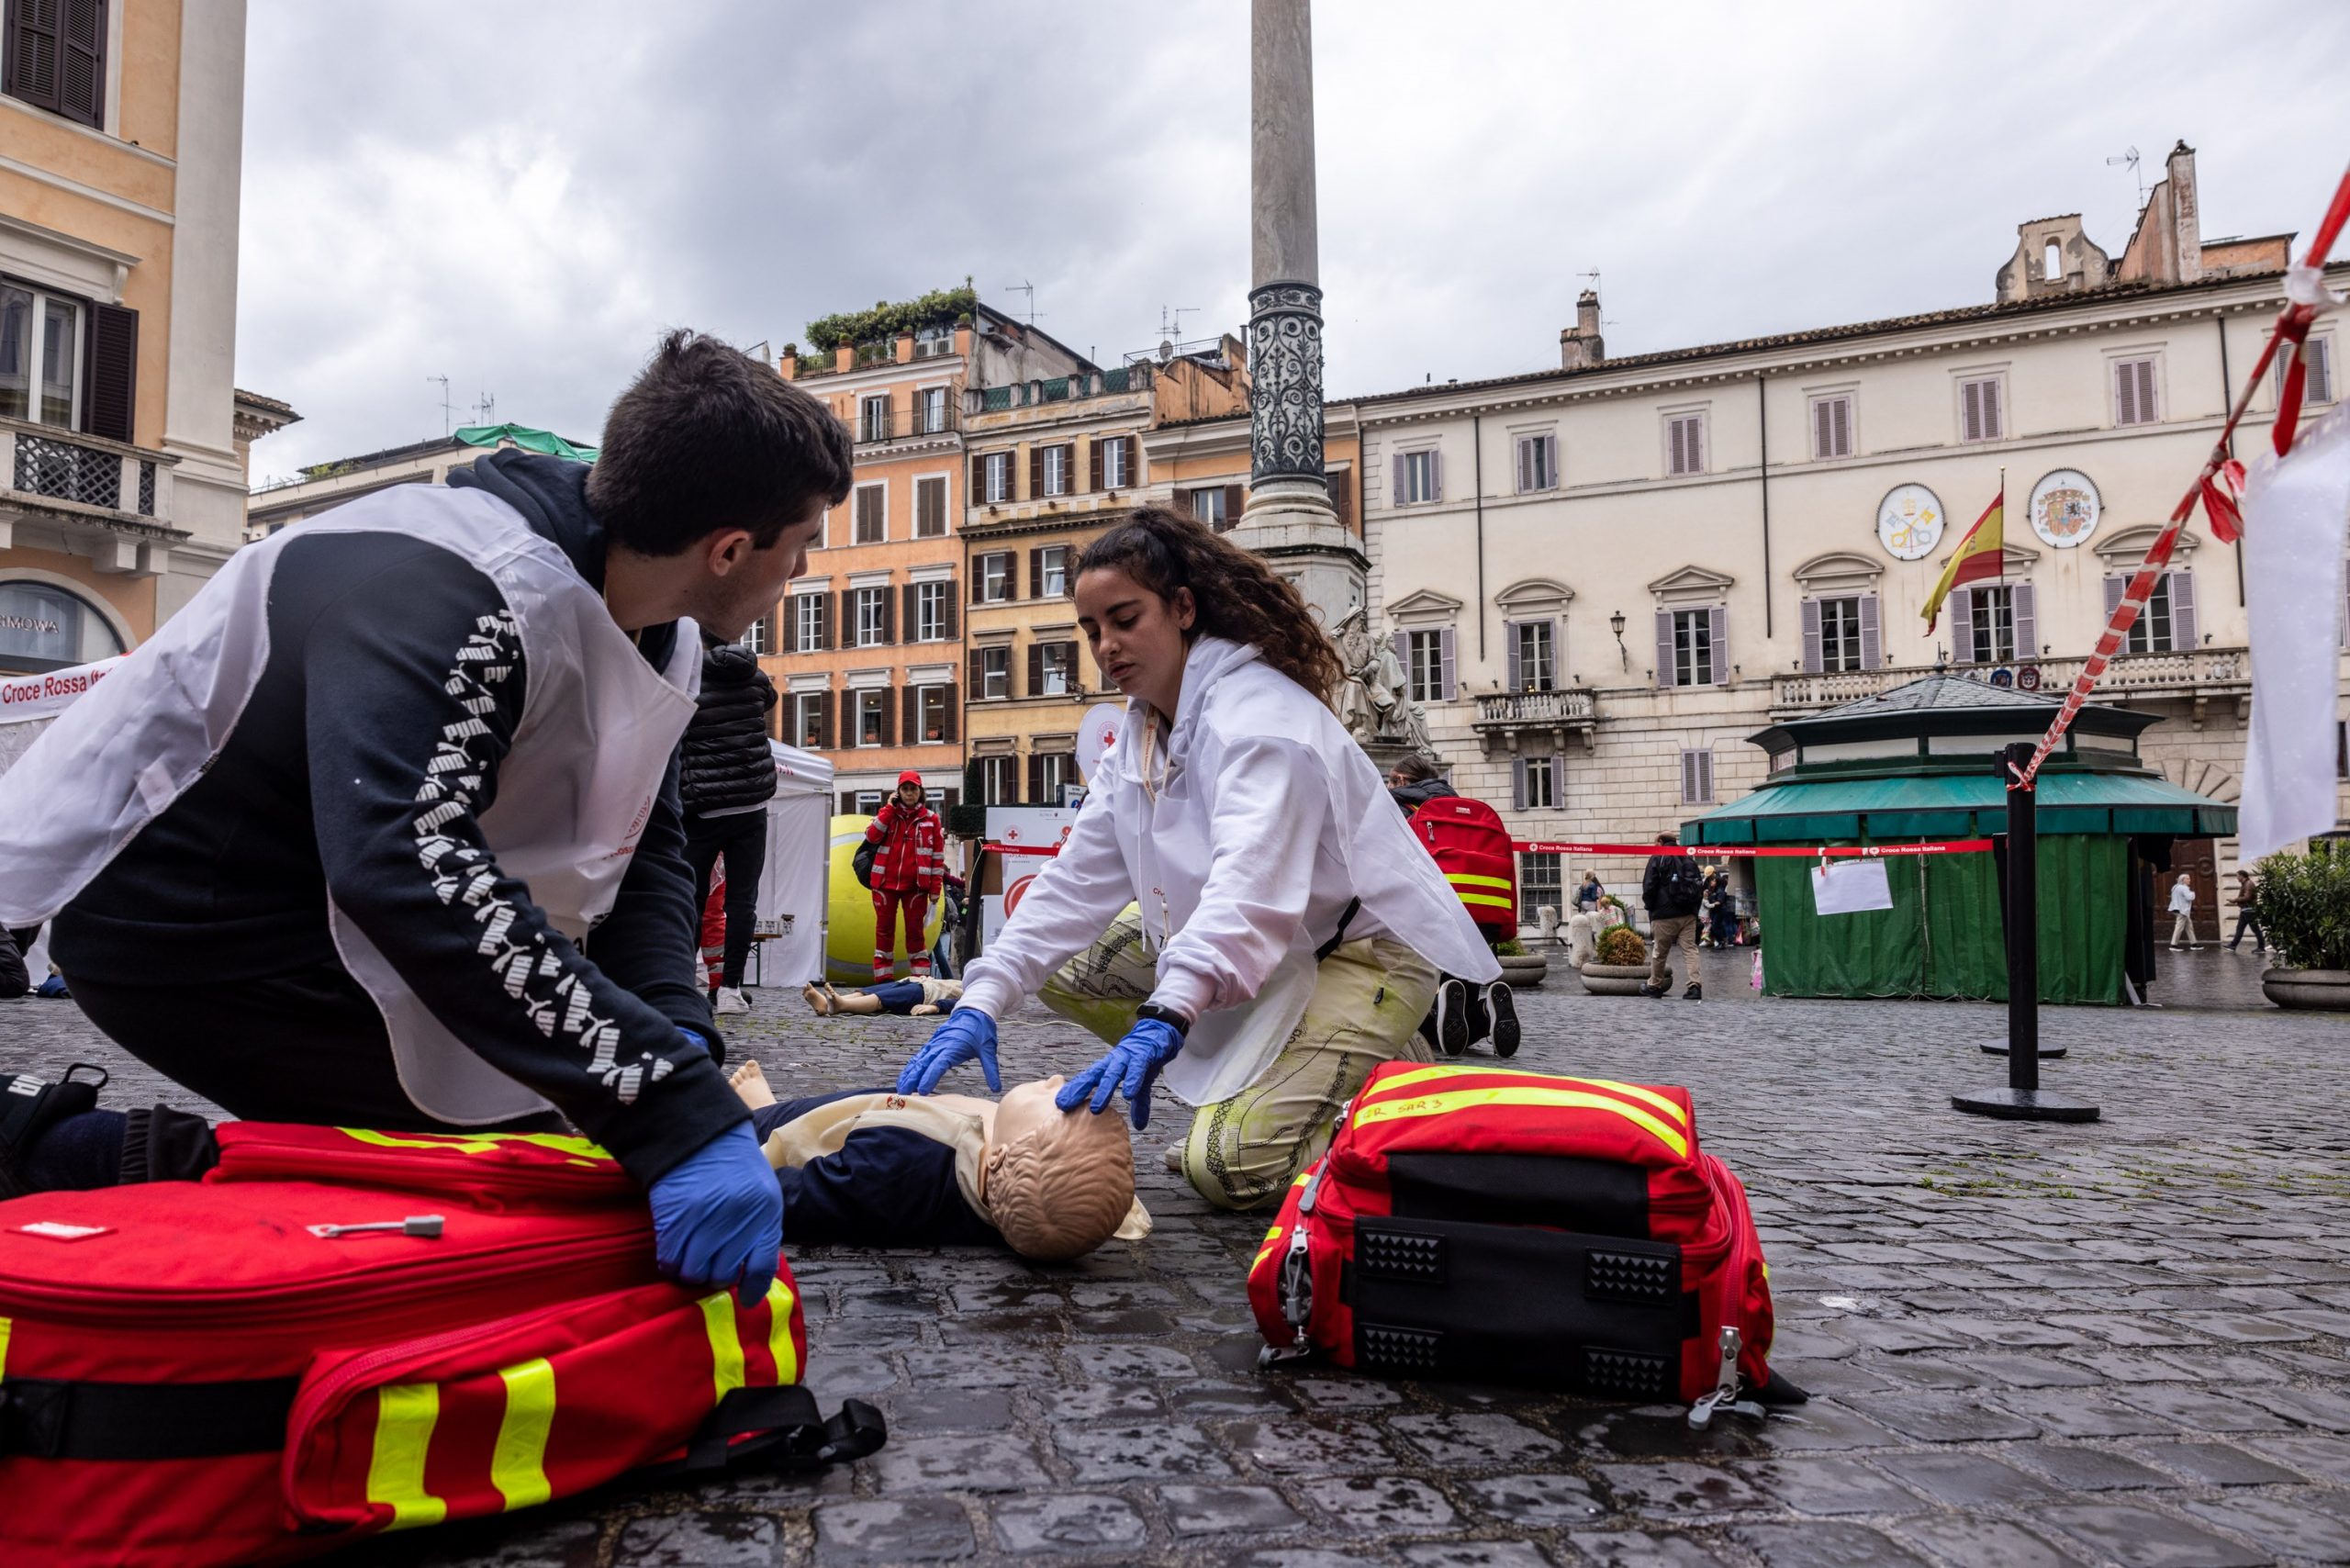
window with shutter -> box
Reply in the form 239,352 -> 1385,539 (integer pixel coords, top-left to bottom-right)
1028,446 -> 1043,500
853,484 -> 885,543
1959,376 -> 2003,442
1809,395 -> 1852,459
1666,414 -> 1705,476
1438,625 -> 1457,700
1680,749 -> 1715,805
2312,339 -> 2336,406
1799,599 -> 1822,674
2170,569 -> 2197,649
917,686 -> 946,743
1858,594 -> 1880,670
914,476 -> 947,537
2115,357 -> 2159,426
1816,597 -> 1863,672
5,0 -> 63,115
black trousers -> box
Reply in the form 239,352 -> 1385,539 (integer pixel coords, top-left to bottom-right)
66,960 -> 565,1181
686,811 -> 767,988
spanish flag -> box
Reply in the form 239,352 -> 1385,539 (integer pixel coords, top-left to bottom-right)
1921,484 -> 2005,633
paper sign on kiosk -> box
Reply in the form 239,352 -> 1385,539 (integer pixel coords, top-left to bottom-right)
1810,858 -> 1894,915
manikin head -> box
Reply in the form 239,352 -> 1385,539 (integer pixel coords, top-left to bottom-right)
586,331 -> 854,641
983,1075 -> 1136,1262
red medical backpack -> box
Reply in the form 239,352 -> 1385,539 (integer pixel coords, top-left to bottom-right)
1248,1062 -> 1797,1417
0,1122 -> 881,1567
1409,797 -> 1518,936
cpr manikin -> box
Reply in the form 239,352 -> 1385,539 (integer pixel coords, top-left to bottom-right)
729,1062 -> 1145,1262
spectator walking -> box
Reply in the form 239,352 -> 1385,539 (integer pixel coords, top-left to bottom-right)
1707,867 -> 1740,948
681,637 -> 778,1015
1572,872 -> 1604,915
2167,872 -> 2199,950
1640,832 -> 1705,1000
866,771 -> 945,980
2227,868 -> 2266,953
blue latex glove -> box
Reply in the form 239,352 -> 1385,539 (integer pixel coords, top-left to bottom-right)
895,1007 -> 1002,1095
647,1122 -> 781,1300
1056,1016 -> 1185,1130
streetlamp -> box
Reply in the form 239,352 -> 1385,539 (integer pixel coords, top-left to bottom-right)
1609,610 -> 1627,670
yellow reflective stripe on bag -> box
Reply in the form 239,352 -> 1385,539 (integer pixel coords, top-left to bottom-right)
1456,891 -> 1515,911
1362,1066 -> 1692,1133
698,1292 -> 747,1403
1446,872 -> 1514,890
488,1359 -> 556,1512
367,1383 -> 448,1530
337,1126 -> 617,1165
766,1278 -> 800,1386
1351,1086 -> 1690,1160
0,1315 -> 11,1381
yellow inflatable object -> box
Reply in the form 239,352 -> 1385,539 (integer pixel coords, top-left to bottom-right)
827,815 -> 945,983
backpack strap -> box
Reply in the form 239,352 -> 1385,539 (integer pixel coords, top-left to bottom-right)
651,1384 -> 889,1480
0,1373 -> 297,1460
1314,898 -> 1362,964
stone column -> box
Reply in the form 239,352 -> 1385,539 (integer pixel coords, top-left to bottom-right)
1233,0 -> 1365,629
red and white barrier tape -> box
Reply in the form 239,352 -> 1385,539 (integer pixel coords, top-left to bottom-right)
2013,159 -> 2350,791
1513,839 -> 1993,859
982,841 -> 1063,857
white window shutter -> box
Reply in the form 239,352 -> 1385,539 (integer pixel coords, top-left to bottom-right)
2104,574 -> 2127,619
1505,622 -> 1522,692
1428,448 -> 1443,501
1813,400 -> 1830,458
1438,626 -> 1457,700
1544,434 -> 1560,487
1686,418 -> 1704,474
1512,756 -> 1528,811
2115,361 -> 2137,425
1832,396 -> 1850,455
1700,751 -> 1714,802
2013,582 -> 2037,658
1952,589 -> 1975,662
2311,338 -> 2335,405
1516,438 -> 1532,494
1392,453 -> 1407,504
1680,751 -> 1696,803
1859,593 -> 1880,669
1962,381 -> 1982,442
1799,598 -> 1822,673
1707,606 -> 1729,685
2136,359 -> 2157,422
1983,380 -> 2003,440
1668,418 -> 1685,476
2170,569 -> 2197,648
1655,610 -> 1676,688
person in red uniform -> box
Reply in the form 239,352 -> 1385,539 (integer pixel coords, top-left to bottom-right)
865,770 -> 944,980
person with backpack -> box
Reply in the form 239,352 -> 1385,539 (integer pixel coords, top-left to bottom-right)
864,771 -> 945,980
1641,831 -> 1706,1000
681,637 -> 778,1015
893,508 -> 1496,1211
1385,756 -> 1518,1058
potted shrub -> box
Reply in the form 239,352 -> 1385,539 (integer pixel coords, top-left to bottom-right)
2255,846 -> 2350,1011
1494,937 -> 1547,990
1581,923 -> 1651,995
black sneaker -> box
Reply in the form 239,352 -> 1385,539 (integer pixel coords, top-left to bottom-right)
0,1063 -> 108,1200
1484,982 -> 1520,1058
1684,981 -> 1703,1001
1431,978 -> 1471,1057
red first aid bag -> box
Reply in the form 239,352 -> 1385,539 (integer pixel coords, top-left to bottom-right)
1247,1063 -> 1800,1419
0,1122 -> 881,1567
1409,797 -> 1518,935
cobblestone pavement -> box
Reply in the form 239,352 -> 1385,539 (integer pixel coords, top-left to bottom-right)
6,942 -> 2350,1567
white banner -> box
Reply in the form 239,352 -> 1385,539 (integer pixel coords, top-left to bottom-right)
1811,858 -> 1895,916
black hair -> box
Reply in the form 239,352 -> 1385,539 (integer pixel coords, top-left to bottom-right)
587,330 -> 855,555
1074,507 -> 1344,702
1390,754 -> 1441,783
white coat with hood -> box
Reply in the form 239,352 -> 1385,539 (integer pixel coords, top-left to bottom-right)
957,635 -> 1498,1105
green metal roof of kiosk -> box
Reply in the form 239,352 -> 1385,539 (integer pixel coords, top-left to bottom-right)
1684,673 -> 2234,843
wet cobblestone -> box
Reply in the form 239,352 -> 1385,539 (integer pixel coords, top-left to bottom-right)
6,939 -> 2349,1565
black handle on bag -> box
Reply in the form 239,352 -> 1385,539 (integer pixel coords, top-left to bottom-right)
657,1385 -> 888,1481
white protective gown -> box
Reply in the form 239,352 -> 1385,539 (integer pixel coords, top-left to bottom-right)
957,635 -> 1498,1105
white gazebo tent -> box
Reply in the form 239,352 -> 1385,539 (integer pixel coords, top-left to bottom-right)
753,738 -> 834,986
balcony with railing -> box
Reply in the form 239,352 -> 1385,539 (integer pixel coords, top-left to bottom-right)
852,406 -> 961,446
0,416 -> 183,572
1772,647 -> 2255,722
967,364 -> 1154,419
1472,686 -> 1599,751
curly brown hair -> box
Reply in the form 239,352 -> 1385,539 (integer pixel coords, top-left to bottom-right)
1074,507 -> 1344,703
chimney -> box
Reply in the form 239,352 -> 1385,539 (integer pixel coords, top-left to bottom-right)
2166,140 -> 2203,285
1560,289 -> 1606,370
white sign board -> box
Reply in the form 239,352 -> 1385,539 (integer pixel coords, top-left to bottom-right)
1810,859 -> 1895,916
980,804 -> 1079,946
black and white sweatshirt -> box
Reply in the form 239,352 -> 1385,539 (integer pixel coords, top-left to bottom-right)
52,452 -> 745,1182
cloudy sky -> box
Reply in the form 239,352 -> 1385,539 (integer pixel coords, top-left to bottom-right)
236,0 -> 2349,482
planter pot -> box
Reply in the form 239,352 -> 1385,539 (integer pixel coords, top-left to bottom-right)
1496,953 -> 1549,990
1580,961 -> 1652,996
2261,968 -> 2350,1012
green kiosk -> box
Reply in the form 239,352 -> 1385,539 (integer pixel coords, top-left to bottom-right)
1682,674 -> 2236,1004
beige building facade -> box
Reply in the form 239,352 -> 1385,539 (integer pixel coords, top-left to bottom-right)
0,0 -> 257,675
1361,146 -> 2347,925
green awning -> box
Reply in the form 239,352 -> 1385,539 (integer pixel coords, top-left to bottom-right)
454,423 -> 598,463
1684,768 -> 2235,844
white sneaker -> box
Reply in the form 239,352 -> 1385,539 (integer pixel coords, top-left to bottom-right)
714,987 -> 750,1015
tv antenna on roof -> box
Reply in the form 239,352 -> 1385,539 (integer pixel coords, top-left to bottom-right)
1003,282 -> 1043,325
1156,305 -> 1201,362
427,375 -> 458,438
2108,146 -> 2145,209
1574,269 -> 1616,329
470,391 -> 496,428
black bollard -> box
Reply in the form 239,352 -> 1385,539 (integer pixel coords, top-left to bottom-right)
1953,743 -> 2099,1123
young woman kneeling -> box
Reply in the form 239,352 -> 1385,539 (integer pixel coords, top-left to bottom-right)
894,508 -> 1496,1210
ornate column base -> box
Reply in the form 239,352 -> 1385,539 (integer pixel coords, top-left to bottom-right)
1237,278 -> 1362,627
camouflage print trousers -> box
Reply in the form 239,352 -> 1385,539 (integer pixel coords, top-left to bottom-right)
1039,910 -> 1439,1211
